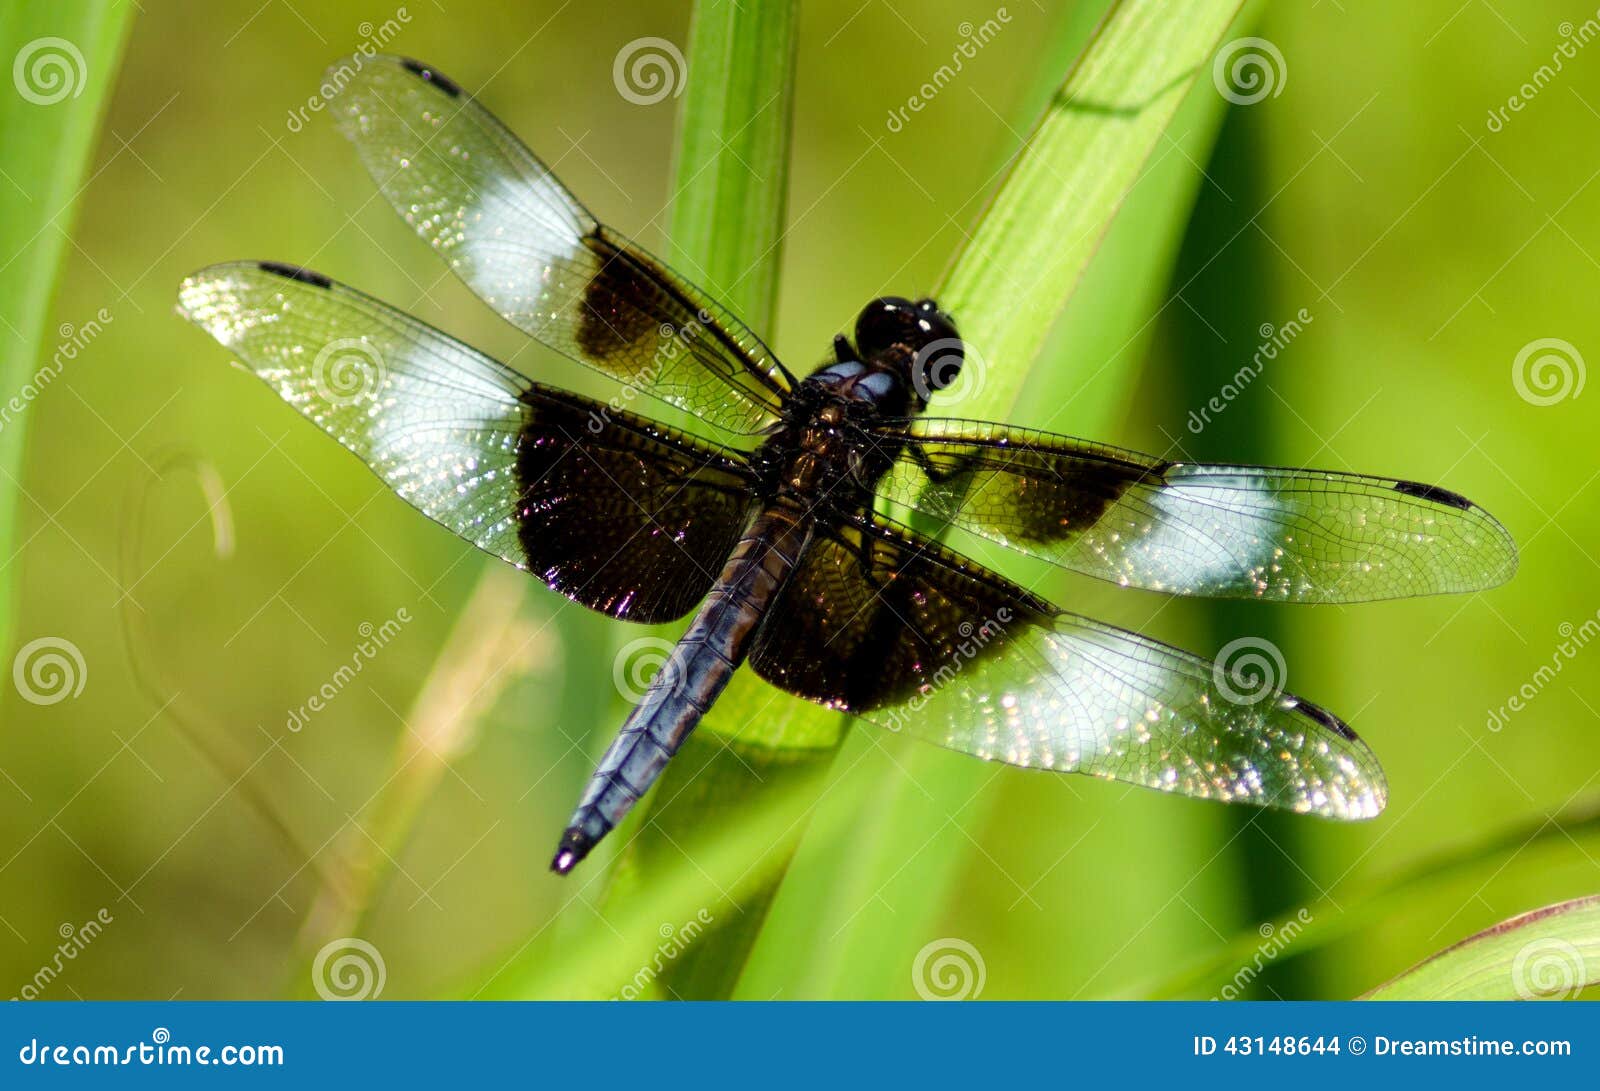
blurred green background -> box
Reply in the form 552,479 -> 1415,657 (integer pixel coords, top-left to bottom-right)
2,0 -> 1599,999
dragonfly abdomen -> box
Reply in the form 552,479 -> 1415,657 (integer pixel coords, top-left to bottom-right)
551,505 -> 813,873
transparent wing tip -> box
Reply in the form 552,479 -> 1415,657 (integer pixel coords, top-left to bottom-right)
1280,696 -> 1388,821
1392,477 -> 1520,594
325,53 -> 464,98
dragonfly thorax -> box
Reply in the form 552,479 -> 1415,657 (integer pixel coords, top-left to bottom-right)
807,358 -> 905,407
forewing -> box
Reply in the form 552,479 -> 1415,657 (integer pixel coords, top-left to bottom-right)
748,515 -> 1385,819
872,418 -> 1517,603
177,261 -> 753,623
327,54 -> 789,435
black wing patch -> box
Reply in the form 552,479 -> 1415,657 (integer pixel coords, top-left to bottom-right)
178,261 -> 755,624
871,417 -> 1517,603
748,513 -> 1387,820
328,54 -> 792,436
515,387 -> 755,623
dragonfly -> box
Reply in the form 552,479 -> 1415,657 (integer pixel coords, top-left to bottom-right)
177,56 -> 1517,874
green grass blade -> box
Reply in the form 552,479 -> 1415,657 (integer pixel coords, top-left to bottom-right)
1363,893 -> 1600,1000
663,0 -> 797,327
737,0 -> 1248,999
0,2 -> 135,658
595,0 -> 801,1000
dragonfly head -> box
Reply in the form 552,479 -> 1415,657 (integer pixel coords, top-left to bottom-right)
855,297 -> 963,407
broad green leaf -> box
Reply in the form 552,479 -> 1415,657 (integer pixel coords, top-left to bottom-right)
1363,893 -> 1600,1000
0,1 -> 135,659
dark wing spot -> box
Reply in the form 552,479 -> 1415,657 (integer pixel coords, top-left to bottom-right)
1393,480 -> 1472,511
1006,456 -> 1157,544
575,232 -> 665,366
256,262 -> 332,289
399,57 -> 462,98
1291,698 -> 1357,741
